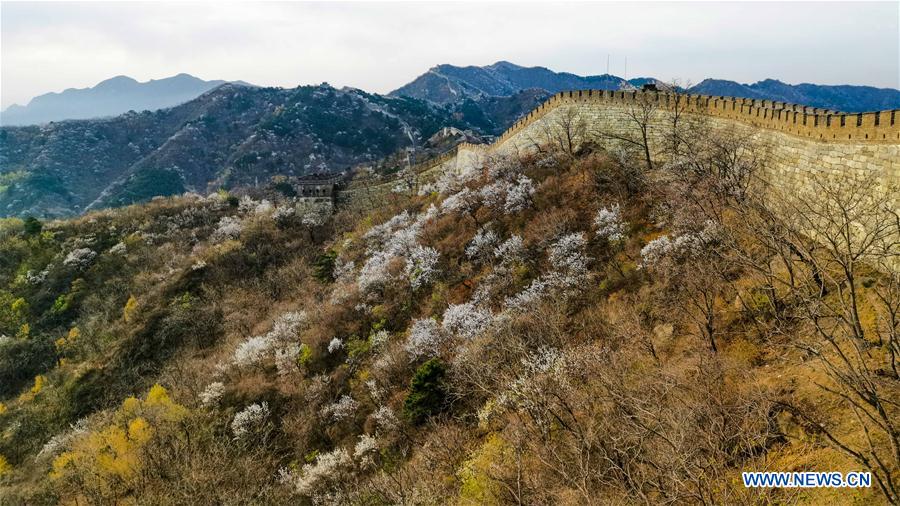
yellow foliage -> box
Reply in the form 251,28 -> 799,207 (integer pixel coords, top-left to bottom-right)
0,402 -> 6,415
68,327 -> 80,341
0,454 -> 11,477
31,375 -> 45,394
143,384 -> 188,422
19,374 -> 46,401
50,452 -> 76,479
123,295 -> 138,323
122,396 -> 141,415
49,384 -> 189,498
128,417 -> 153,445
458,433 -> 513,505
16,322 -> 29,339
11,297 -> 28,316
55,337 -> 67,351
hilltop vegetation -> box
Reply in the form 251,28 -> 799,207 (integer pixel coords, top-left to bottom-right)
0,83 -> 540,219
0,106 -> 897,504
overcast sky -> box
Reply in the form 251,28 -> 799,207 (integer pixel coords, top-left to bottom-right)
2,1 -> 898,109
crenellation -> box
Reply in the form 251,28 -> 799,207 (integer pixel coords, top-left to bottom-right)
402,90 -> 897,204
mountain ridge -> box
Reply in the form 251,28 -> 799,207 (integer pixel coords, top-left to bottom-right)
392,61 -> 900,113
1,74 -> 253,126
0,83 -> 540,218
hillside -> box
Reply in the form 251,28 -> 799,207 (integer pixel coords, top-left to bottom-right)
391,61 -> 627,105
4,63 -> 897,221
393,61 -> 900,112
0,112 -> 896,503
0,74 -> 243,127
0,84 -> 537,218
690,78 -> 900,113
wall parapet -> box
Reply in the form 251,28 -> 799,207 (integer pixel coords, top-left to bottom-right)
492,90 -> 899,147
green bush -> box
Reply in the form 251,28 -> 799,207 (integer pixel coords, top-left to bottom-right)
403,358 -> 449,425
312,250 -> 337,283
0,334 -> 56,398
22,217 -> 43,236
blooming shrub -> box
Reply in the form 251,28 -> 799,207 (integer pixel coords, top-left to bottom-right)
253,199 -> 274,215
405,245 -> 440,290
300,201 -> 332,227
108,242 -> 127,255
479,181 -> 510,210
442,302 -> 493,339
493,235 -> 525,265
373,405 -> 398,434
199,382 -> 226,407
404,318 -> 446,360
50,385 -> 187,491
321,395 -> 358,422
549,232 -> 589,278
231,311 -> 307,369
357,206 -> 442,295
466,228 -> 500,263
288,447 -> 353,498
504,233 -> 590,312
593,204 -> 627,242
357,250 -> 393,293
232,335 -> 275,368
504,175 -> 535,213
275,342 -> 302,376
37,418 -> 89,461
328,337 -> 343,354
441,187 -> 479,215
332,258 -> 355,283
640,220 -> 720,268
272,204 -> 296,224
63,248 -> 96,269
212,216 -> 243,241
238,196 -> 258,214
232,402 -> 269,438
353,434 -> 378,467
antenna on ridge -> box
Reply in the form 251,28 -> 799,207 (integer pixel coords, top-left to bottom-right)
606,54 -> 610,75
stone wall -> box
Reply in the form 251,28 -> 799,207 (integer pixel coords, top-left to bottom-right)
340,90 -> 898,212
451,91 -> 898,194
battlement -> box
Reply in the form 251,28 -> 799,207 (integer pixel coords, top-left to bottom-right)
404,90 -> 899,178
494,90 -> 900,147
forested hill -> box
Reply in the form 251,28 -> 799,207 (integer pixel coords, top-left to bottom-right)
0,84 -> 545,218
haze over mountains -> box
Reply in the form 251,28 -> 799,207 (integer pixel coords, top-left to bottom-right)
393,62 -> 900,112
0,83 -> 542,217
2,61 -> 899,218
0,74 -> 248,126
5,62 -> 899,128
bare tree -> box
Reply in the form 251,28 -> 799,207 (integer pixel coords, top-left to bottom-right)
598,92 -> 660,173
765,175 -> 900,504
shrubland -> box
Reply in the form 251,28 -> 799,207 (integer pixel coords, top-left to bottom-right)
0,108 -> 897,505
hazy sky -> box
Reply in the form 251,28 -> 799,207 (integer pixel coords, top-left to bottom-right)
2,1 -> 898,109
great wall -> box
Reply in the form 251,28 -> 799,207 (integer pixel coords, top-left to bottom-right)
337,89 -> 898,207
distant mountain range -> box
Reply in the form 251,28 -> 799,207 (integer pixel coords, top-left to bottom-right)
2,62 -> 898,218
392,61 -> 900,113
0,74 -> 251,126
4,63 -> 897,128
0,83 -> 540,217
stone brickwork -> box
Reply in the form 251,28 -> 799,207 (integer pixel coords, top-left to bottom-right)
340,90 -> 898,213
449,91 -> 898,194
